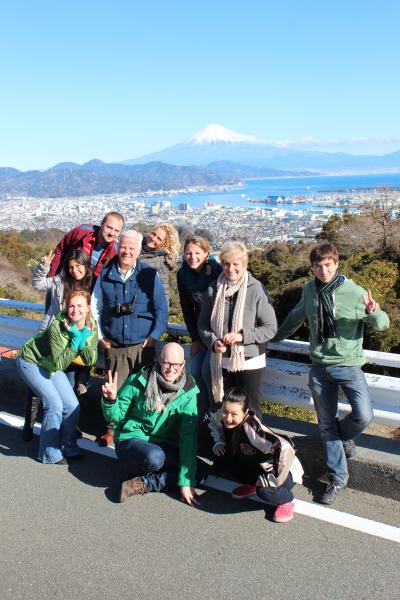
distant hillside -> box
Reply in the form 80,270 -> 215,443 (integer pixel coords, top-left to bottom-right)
206,161 -> 312,178
123,124 -> 400,173
0,160 -> 236,198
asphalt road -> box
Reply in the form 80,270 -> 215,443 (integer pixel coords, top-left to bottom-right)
1,424 -> 399,600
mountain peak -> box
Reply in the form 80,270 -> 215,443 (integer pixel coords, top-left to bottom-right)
184,124 -> 259,146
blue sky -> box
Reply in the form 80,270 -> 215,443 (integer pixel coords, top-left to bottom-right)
1,0 -> 399,169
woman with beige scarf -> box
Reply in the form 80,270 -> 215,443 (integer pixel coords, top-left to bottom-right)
198,241 -> 277,414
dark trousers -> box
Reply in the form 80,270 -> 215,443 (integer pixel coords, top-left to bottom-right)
222,367 -> 264,416
214,453 -> 295,507
105,343 -> 155,391
104,343 -> 155,434
116,438 -> 208,492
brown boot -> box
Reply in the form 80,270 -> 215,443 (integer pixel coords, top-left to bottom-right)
120,477 -> 150,502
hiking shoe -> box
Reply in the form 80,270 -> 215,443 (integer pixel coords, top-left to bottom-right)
120,477 -> 150,502
231,484 -> 257,500
319,480 -> 346,505
343,439 -> 357,459
273,502 -> 295,523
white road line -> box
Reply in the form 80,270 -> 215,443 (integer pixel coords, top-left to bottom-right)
1,411 -> 399,544
204,475 -> 400,544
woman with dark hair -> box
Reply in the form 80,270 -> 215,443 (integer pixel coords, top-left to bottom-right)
32,248 -> 94,390
17,291 -> 98,464
177,235 -> 222,418
22,250 -> 95,440
209,387 -> 303,523
32,248 -> 94,331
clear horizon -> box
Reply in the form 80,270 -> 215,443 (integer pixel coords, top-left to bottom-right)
1,1 -> 399,170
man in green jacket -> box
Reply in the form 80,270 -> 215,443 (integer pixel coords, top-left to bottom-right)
102,342 -> 201,506
275,242 -> 389,504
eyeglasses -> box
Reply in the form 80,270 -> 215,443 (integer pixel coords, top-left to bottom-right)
160,361 -> 184,371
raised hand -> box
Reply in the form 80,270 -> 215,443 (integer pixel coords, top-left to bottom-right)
40,250 -> 55,265
361,289 -> 380,314
102,370 -> 118,402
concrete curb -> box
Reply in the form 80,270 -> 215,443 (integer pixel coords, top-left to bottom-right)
265,415 -> 400,502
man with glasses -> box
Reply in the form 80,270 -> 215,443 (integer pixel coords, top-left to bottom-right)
102,342 -> 201,506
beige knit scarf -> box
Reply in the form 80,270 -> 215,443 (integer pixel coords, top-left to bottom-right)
210,271 -> 248,403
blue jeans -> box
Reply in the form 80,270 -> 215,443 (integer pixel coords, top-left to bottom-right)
309,365 -> 373,485
17,357 -> 80,464
116,438 -> 208,492
190,347 -> 213,417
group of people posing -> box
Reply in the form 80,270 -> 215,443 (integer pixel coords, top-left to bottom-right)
18,211 -> 389,524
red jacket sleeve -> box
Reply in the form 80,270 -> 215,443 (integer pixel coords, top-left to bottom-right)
48,225 -> 90,276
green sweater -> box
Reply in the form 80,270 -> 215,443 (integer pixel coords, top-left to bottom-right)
20,312 -> 98,374
102,366 -> 199,487
275,279 -> 389,366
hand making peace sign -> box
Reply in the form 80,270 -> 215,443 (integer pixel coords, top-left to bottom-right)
102,370 -> 119,402
40,250 -> 55,265
361,289 -> 380,314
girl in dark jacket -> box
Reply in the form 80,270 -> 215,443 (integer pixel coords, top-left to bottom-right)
210,387 -> 303,523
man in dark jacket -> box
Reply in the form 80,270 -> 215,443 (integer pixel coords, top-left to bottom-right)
48,211 -> 125,278
91,229 -> 168,395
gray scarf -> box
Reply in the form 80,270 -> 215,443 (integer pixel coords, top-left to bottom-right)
144,363 -> 187,412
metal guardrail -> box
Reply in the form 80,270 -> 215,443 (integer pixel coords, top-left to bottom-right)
1,298 -> 400,426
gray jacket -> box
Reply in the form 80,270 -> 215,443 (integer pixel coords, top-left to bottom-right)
32,261 -> 65,331
139,246 -> 177,301
198,273 -> 277,360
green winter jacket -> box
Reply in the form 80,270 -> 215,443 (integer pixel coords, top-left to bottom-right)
275,279 -> 389,366
20,312 -> 98,374
102,366 -> 199,487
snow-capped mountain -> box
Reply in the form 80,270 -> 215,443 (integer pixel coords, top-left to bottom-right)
182,124 -> 260,146
122,124 -> 400,173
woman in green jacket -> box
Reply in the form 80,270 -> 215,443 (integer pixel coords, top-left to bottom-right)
17,291 -> 98,464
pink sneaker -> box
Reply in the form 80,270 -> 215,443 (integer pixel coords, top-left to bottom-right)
231,484 -> 257,500
273,502 -> 295,523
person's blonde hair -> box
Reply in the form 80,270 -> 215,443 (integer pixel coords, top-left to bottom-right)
219,240 -> 248,267
153,223 -> 180,255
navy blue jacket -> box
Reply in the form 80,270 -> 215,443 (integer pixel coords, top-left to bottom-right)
99,258 -> 168,345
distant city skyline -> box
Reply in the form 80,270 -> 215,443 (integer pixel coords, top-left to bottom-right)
1,1 -> 399,170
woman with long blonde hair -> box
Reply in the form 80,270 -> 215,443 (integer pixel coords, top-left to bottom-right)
140,223 -> 180,302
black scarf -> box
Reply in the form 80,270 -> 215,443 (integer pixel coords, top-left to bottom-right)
315,273 -> 346,342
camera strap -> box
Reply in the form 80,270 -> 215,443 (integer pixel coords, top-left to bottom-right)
114,283 -> 137,308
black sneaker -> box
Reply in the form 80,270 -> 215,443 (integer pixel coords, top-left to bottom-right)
343,439 -> 357,459
319,480 -> 346,505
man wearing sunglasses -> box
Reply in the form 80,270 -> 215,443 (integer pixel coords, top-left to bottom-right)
102,342 -> 202,507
